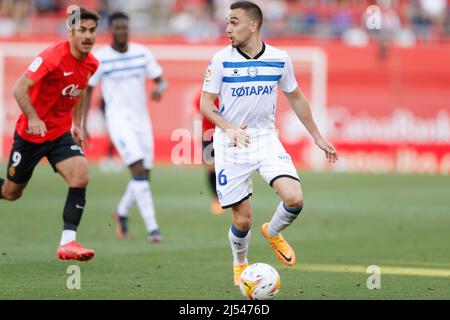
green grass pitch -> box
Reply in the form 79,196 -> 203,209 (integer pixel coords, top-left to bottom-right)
0,164 -> 449,299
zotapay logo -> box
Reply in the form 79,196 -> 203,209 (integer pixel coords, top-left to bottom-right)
231,85 -> 274,97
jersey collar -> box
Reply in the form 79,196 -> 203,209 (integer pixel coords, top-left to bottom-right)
237,42 -> 266,60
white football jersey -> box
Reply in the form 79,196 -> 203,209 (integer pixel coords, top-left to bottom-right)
88,43 -> 163,128
202,43 -> 297,132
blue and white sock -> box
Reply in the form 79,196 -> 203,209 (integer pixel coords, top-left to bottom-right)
228,225 -> 251,265
268,201 -> 303,237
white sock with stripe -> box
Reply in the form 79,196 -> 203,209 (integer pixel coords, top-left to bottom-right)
228,225 -> 251,265
268,201 -> 303,237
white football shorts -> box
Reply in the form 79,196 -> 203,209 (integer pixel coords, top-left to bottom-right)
213,129 -> 300,208
106,116 -> 154,169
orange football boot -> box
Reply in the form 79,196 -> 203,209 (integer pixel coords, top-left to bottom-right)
261,223 -> 296,266
57,241 -> 95,262
233,262 -> 249,286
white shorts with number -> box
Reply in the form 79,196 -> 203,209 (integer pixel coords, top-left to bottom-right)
213,129 -> 300,209
106,116 -> 154,169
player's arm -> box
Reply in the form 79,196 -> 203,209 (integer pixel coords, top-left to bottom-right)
284,87 -> 338,163
200,91 -> 249,148
81,85 -> 94,140
150,76 -> 168,102
72,90 -> 85,148
13,74 -> 47,137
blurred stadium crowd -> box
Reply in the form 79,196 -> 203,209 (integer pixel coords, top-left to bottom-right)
0,0 -> 449,44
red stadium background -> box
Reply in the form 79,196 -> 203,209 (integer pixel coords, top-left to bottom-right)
1,36 -> 449,174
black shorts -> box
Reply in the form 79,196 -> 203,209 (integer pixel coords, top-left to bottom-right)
202,139 -> 215,164
6,132 -> 84,184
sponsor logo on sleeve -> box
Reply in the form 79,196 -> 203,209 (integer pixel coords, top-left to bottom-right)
205,69 -> 212,83
28,57 -> 43,72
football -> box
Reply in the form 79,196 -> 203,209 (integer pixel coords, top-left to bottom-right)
239,263 -> 281,300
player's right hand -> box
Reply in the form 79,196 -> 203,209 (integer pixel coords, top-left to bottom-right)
225,124 -> 250,148
27,116 -> 47,137
314,137 -> 338,163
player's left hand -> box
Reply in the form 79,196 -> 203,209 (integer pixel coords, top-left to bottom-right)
314,137 -> 338,163
72,126 -> 85,149
151,89 -> 162,102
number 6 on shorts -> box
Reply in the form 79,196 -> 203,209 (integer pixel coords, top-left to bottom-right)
218,169 -> 228,186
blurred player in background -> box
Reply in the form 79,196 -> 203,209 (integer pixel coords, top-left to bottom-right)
97,97 -> 123,173
0,7 -> 100,261
83,12 -> 168,243
200,1 -> 338,286
194,89 -> 224,215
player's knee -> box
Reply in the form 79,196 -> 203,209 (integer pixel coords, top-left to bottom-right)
130,161 -> 148,178
234,215 -> 252,231
2,189 -> 23,201
70,173 -> 90,188
284,195 -> 303,211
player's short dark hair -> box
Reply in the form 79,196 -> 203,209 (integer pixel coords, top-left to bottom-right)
79,7 -> 100,22
108,12 -> 129,26
67,6 -> 100,28
230,1 -> 263,30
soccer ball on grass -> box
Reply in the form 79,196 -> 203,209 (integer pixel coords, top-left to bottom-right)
239,263 -> 281,300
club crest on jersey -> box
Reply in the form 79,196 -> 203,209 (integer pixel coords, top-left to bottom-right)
247,66 -> 258,78
62,84 -> 82,98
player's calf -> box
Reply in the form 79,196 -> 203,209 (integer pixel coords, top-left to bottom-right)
231,200 -> 252,231
62,187 -> 86,231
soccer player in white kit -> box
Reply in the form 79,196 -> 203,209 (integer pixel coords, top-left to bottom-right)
200,1 -> 338,286
83,12 -> 168,243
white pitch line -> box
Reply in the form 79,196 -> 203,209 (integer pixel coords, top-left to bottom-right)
292,263 -> 450,278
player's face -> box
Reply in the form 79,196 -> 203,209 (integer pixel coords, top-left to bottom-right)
226,9 -> 257,48
110,18 -> 129,47
70,19 -> 97,54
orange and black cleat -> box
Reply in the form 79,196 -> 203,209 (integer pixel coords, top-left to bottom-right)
233,262 -> 249,286
261,223 -> 296,266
